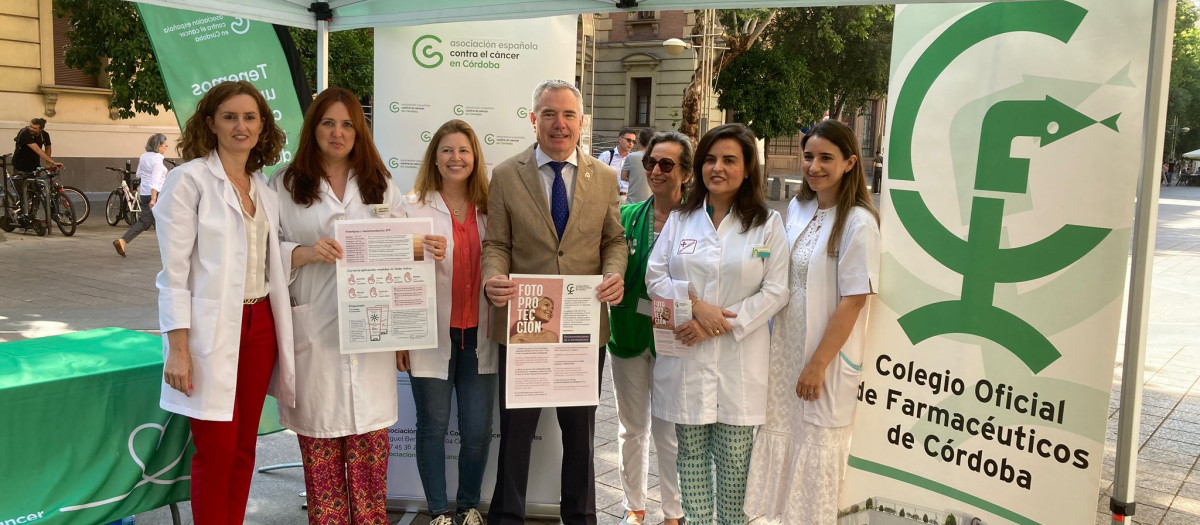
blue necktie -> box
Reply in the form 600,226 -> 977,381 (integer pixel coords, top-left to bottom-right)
549,161 -> 569,239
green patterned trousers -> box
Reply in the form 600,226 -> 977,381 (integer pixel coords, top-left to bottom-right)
675,422 -> 755,525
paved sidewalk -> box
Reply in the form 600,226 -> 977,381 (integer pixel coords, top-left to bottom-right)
1,187 -> 1198,525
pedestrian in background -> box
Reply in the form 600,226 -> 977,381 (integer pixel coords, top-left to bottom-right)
645,123 -> 789,525
154,80 -> 296,525
114,133 -> 170,257
402,118 -> 496,525
622,128 -> 655,204
600,126 -> 638,202
744,119 -> 880,524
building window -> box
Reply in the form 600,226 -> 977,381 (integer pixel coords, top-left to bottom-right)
637,11 -> 657,20
630,77 -> 652,127
53,15 -> 98,88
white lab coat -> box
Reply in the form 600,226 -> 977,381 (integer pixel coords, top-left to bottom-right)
270,168 -> 405,438
784,197 -> 880,427
645,200 -> 789,426
400,191 -> 498,379
154,151 -> 296,421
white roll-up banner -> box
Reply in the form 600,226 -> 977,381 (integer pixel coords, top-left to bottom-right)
841,2 -> 1151,525
374,17 -> 577,512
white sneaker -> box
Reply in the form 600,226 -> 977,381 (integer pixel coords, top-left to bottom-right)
430,514 -> 455,525
456,508 -> 484,525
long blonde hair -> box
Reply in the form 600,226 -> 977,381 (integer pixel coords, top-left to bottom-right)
797,120 -> 879,257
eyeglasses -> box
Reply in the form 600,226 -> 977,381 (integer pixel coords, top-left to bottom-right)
619,136 -> 637,144
642,156 -> 677,172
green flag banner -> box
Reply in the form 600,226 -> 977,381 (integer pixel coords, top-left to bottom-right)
841,1 -> 1150,524
137,3 -> 303,177
0,329 -> 192,524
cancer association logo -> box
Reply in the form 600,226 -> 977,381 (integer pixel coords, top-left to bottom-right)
517,107 -> 529,119
420,131 -> 432,142
484,134 -> 496,145
454,105 -> 465,116
229,17 -> 250,35
389,102 -> 400,113
412,34 -> 444,69
888,1 -> 1115,374
388,158 -> 400,168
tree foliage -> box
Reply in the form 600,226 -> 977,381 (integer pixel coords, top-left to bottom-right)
679,9 -> 777,141
1168,0 -> 1200,159
54,0 -> 171,118
288,27 -> 375,99
716,45 -> 820,141
768,5 -> 893,121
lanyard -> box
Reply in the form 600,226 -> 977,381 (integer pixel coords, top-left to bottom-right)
626,196 -> 661,257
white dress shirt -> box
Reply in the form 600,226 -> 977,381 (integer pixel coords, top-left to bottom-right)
535,146 -> 577,211
271,168 -> 406,438
242,183 -> 270,300
644,200 -> 790,426
136,151 -> 168,195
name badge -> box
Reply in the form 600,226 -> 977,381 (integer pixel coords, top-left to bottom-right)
371,204 -> 390,217
752,244 -> 771,258
636,298 -> 652,316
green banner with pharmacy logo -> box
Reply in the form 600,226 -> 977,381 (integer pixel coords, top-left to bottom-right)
841,2 -> 1151,524
0,329 -> 192,524
137,3 -> 303,177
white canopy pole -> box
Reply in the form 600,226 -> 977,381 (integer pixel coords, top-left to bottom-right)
1110,0 -> 1175,522
316,18 -> 330,92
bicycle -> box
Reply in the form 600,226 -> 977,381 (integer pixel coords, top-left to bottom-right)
2,154 -> 88,228
105,162 -> 141,227
1,164 -> 74,236
36,167 -> 78,236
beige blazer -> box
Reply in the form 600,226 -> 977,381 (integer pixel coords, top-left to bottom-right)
482,145 -> 628,344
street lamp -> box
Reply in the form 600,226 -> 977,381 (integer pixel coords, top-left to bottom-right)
662,10 -> 727,135
1169,115 -> 1191,163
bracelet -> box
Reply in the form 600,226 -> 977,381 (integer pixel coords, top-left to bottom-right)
690,298 -> 700,306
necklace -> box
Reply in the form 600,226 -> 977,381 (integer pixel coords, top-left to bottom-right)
442,195 -> 468,217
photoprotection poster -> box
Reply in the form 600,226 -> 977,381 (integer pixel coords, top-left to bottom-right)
841,2 -> 1151,525
372,16 -> 577,192
137,3 -> 303,177
505,274 -> 603,409
334,218 -> 438,354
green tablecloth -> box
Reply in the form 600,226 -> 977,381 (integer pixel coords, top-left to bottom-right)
0,328 -> 192,524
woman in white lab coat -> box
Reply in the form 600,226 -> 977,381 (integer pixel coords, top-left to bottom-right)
154,80 -> 294,525
271,87 -> 447,523
743,119 -> 880,524
400,119 -> 496,525
645,123 -> 789,525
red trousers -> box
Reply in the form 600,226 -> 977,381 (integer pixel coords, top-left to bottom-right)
188,300 -> 278,525
297,429 -> 390,525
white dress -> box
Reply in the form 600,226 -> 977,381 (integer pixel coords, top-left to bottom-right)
744,207 -> 852,524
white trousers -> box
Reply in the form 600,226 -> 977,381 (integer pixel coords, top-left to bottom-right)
611,350 -> 683,519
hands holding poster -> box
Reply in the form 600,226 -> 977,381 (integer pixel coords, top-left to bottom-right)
651,297 -> 693,359
335,218 -> 437,354
505,274 -> 603,409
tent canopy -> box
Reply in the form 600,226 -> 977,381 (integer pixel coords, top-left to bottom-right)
1184,148 -> 1200,160
131,0 -> 998,31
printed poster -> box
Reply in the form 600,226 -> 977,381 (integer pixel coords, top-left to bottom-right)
334,218 -> 437,354
841,2 -> 1151,525
651,297 -> 693,359
505,274 -> 603,409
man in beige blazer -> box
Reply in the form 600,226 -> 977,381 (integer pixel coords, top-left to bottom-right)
482,79 -> 627,525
